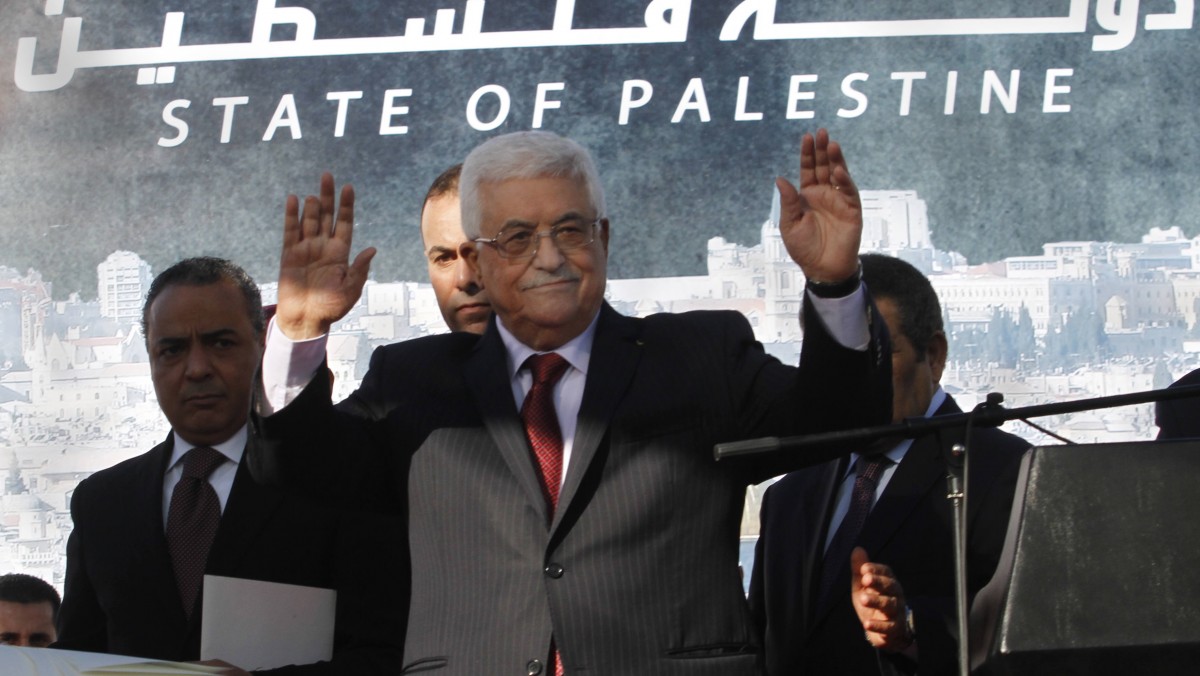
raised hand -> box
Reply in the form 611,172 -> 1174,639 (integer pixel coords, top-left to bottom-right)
776,128 -> 863,284
276,172 -> 376,339
850,547 -> 914,654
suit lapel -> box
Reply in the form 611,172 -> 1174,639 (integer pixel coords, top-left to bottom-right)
856,437 -> 944,560
465,323 -> 554,526
206,446 -> 284,578
186,443 -> 286,644
552,305 -> 642,534
804,459 -> 844,626
810,431 -> 947,625
808,400 -> 963,630
858,399 -> 962,558
139,435 -> 192,637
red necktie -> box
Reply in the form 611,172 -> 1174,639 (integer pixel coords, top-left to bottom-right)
520,353 -> 571,512
520,353 -> 570,675
165,446 -> 225,617
816,455 -> 891,611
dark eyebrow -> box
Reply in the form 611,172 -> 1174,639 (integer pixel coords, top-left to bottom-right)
427,245 -> 457,257
153,335 -> 187,349
200,328 -> 240,342
153,328 -> 239,347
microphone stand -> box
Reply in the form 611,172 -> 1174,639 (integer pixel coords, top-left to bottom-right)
946,394 -> 1001,676
715,383 -> 1200,461
717,383 -> 1200,676
948,441 -> 969,676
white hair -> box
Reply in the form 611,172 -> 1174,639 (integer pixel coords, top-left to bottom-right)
459,131 -> 607,239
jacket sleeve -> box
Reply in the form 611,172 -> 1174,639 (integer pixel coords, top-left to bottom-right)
55,487 -> 110,653
727,292 -> 892,484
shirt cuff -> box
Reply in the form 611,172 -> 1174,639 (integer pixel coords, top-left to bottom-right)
260,317 -> 329,414
805,284 -> 870,351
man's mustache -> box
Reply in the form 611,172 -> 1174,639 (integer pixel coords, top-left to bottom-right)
519,270 -> 581,290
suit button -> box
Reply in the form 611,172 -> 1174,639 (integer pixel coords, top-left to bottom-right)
526,658 -> 544,675
544,563 -> 564,578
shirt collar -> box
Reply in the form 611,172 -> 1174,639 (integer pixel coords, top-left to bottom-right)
167,425 -> 248,474
924,386 -> 948,419
847,386 -> 947,475
496,311 -> 600,381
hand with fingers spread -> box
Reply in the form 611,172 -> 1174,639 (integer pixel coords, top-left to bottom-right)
850,546 -> 916,655
776,128 -> 863,284
276,172 -> 377,340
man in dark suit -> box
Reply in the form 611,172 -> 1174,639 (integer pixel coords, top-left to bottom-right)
749,253 -> 1030,675
56,257 -> 401,674
255,129 -> 891,675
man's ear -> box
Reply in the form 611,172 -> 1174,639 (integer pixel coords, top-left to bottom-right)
598,218 -> 611,254
928,331 -> 948,384
595,219 -> 614,256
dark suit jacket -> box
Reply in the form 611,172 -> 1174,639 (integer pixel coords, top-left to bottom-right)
56,432 -> 403,674
749,395 -> 1029,675
255,301 -> 891,675
1156,367 -> 1200,439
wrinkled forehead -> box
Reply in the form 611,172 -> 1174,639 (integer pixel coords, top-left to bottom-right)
478,175 -> 595,226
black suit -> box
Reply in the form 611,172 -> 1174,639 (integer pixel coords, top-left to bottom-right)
255,301 -> 891,675
749,395 -> 1029,675
1156,367 -> 1200,439
56,432 -> 403,674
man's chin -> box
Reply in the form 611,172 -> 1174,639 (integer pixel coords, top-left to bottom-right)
449,305 -> 491,333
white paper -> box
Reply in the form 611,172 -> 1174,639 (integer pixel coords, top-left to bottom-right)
199,574 -> 336,671
0,646 -> 224,676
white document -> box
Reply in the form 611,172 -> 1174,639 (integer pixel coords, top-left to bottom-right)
0,646 -> 224,675
200,574 -> 336,671
83,662 -> 225,675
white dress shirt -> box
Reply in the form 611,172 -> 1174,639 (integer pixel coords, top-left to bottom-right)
495,311 -> 598,483
161,425 -> 246,529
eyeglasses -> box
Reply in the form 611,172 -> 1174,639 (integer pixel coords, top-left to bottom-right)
474,217 -> 601,259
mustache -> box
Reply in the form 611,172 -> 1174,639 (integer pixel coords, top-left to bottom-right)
519,269 -> 581,290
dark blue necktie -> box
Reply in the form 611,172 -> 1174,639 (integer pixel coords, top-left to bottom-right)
816,455 -> 891,610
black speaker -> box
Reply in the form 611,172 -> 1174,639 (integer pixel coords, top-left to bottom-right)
969,440 -> 1200,675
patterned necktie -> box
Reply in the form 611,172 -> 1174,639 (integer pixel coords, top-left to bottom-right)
520,353 -> 571,676
816,454 -> 892,611
165,446 -> 225,617
520,353 -> 571,512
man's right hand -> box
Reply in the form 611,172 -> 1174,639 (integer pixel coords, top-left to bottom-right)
850,546 -> 915,656
276,172 -> 376,339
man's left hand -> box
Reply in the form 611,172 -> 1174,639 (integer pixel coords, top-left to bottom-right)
776,128 -> 862,284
